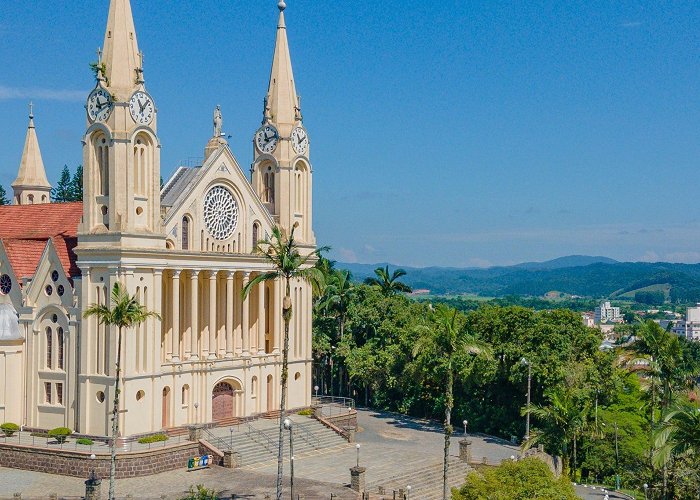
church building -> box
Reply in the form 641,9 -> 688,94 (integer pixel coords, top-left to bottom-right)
0,0 -> 316,436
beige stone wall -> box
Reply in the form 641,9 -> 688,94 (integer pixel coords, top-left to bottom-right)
0,341 -> 24,424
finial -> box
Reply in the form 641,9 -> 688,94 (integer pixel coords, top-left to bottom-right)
278,1 -> 286,11
29,101 -> 34,119
97,47 -> 103,65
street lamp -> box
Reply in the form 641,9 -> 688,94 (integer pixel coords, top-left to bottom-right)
462,420 -> 468,436
520,357 -> 531,441
194,402 -> 199,424
643,483 -> 648,500
355,443 -> 361,468
406,485 -> 411,500
284,418 -> 295,500
314,385 -> 319,398
229,427 -> 234,451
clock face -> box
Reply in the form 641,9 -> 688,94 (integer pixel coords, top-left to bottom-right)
291,127 -> 309,155
86,87 -> 113,123
255,125 -> 279,154
129,91 -> 155,125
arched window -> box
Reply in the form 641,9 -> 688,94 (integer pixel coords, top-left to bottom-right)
133,135 -> 151,197
182,384 -> 190,406
252,223 -> 260,249
45,327 -> 53,369
57,327 -> 64,370
263,167 -> 275,204
94,134 -> 110,196
28,194 -> 35,204
182,216 -> 190,250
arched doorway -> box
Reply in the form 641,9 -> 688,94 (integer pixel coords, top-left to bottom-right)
212,380 -> 243,421
162,387 -> 171,428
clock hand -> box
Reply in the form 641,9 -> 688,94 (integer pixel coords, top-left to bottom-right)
138,99 -> 146,113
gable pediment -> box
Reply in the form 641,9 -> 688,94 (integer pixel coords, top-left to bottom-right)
162,145 -> 275,253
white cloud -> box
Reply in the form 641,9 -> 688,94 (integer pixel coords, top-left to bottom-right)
337,248 -> 358,263
0,85 -> 85,102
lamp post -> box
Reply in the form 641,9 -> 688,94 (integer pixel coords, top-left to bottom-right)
520,358 -> 531,441
194,402 -> 199,424
614,421 -> 620,490
229,427 -> 234,451
355,443 -> 361,468
406,485 -> 411,500
462,419 -> 468,436
314,385 -> 319,398
643,483 -> 648,500
284,418 -> 295,500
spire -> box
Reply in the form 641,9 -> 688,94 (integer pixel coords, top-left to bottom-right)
265,1 -> 301,127
12,103 -> 51,190
102,0 -> 142,98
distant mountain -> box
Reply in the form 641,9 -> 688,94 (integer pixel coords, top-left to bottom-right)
337,256 -> 700,301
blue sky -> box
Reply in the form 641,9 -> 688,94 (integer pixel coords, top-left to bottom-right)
1,1 -> 699,267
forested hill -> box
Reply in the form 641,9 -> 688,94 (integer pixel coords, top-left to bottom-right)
339,256 -> 700,301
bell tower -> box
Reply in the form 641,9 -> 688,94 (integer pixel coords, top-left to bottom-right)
78,0 -> 163,248
252,1 -> 315,245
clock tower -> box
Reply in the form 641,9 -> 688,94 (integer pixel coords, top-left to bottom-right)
78,0 -> 163,249
252,1 -> 315,246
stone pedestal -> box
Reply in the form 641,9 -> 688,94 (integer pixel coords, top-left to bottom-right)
85,476 -> 102,500
347,429 -> 356,443
187,425 -> 203,441
459,439 -> 472,463
350,466 -> 366,492
223,450 -> 239,469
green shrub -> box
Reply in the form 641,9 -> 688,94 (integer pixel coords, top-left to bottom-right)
48,427 -> 72,444
138,433 -> 169,444
1,422 -> 20,437
297,408 -> 314,417
76,438 -> 94,445
180,485 -> 218,500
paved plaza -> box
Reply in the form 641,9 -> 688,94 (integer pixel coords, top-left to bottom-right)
0,409 -> 622,499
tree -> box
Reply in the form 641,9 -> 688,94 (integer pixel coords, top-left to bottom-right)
453,456 -> 578,500
51,165 -> 73,202
364,265 -> 412,296
654,401 -> 700,468
526,386 -> 591,479
413,304 -> 491,500
83,283 -> 159,500
0,184 -> 9,205
70,165 -> 83,201
242,224 -> 324,500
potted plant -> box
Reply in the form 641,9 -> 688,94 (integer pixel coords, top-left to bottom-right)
0,423 -> 19,437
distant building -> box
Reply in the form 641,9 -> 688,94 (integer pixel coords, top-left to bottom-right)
582,312 -> 595,328
671,304 -> 700,341
595,301 -> 622,324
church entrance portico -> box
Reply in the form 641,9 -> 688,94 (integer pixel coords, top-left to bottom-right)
212,379 -> 243,421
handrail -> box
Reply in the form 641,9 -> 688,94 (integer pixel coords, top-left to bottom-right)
245,423 -> 276,455
201,428 -> 231,451
311,396 -> 355,410
294,422 -> 320,449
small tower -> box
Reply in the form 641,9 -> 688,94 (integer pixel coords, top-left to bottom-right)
204,105 -> 229,161
12,103 -> 52,205
252,1 -> 315,245
78,0 -> 163,248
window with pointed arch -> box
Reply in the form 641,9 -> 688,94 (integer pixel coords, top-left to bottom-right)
252,222 -> 260,250
294,163 -> 307,214
182,215 -> 191,250
93,134 -> 109,196
263,166 -> 275,204
133,134 -> 152,197
45,327 -> 53,369
57,327 -> 64,370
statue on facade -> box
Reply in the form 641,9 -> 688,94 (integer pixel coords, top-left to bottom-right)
213,105 -> 223,137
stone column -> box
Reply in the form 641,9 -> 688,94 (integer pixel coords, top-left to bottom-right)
234,272 -> 242,355
241,272 -> 250,356
350,466 -> 366,493
152,270 -> 163,372
171,270 -> 181,362
189,270 -> 200,360
225,271 -> 235,358
84,474 -> 101,500
459,439 -> 472,463
208,271 -> 218,359
273,278 -> 281,354
257,280 -> 266,354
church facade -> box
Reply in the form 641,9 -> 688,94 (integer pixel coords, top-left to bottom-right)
0,0 -> 316,437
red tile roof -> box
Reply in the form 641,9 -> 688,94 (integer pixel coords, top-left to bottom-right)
0,202 -> 83,280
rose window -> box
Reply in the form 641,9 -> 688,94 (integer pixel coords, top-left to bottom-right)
0,274 -> 11,295
203,186 -> 239,241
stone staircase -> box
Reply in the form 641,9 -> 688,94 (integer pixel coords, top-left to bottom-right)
203,415 -> 349,468
365,457 -> 473,500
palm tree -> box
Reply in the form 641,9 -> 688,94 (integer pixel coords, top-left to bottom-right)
525,387 -> 591,479
654,401 -> 700,468
364,265 -> 412,296
413,304 -> 491,500
318,269 -> 355,396
243,224 -> 324,500
83,282 -> 159,500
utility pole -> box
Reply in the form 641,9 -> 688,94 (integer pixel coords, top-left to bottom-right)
614,421 -> 620,490
521,358 -> 531,441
